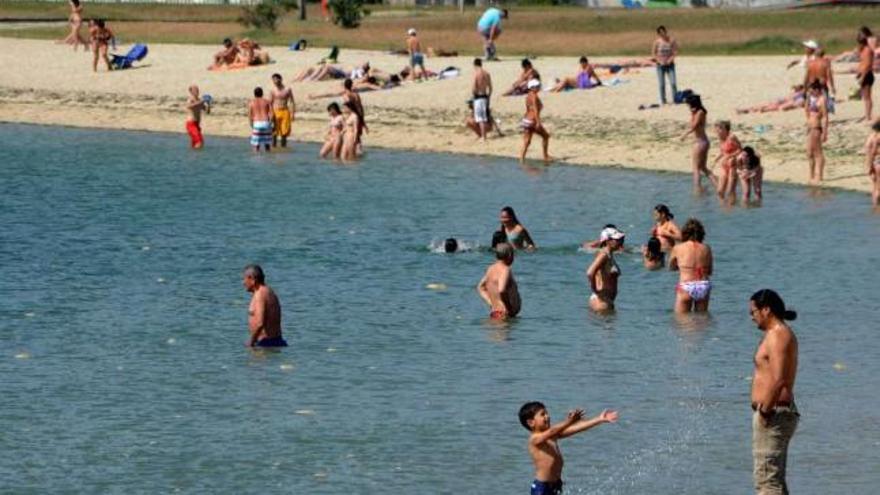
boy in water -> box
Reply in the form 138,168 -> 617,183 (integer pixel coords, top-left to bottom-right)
248,87 -> 273,152
477,242 -> 521,319
519,402 -> 619,495
185,85 -> 210,149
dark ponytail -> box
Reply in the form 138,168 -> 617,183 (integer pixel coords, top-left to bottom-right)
751,289 -> 797,321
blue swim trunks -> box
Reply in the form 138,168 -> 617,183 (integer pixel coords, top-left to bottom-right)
531,479 -> 563,495
411,52 -> 424,67
255,336 -> 288,347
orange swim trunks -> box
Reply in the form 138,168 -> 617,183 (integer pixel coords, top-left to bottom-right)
186,120 -> 203,148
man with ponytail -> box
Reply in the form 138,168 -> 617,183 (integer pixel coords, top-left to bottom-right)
749,289 -> 799,495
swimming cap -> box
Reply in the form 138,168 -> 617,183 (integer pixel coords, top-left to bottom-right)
599,227 -> 625,242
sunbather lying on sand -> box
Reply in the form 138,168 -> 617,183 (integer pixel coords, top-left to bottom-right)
736,85 -> 806,114
550,56 -> 602,92
293,61 -> 348,82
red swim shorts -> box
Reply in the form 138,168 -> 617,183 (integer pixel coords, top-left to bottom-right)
490,310 -> 506,320
186,120 -> 203,148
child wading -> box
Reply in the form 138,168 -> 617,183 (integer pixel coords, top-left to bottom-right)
519,402 -> 618,495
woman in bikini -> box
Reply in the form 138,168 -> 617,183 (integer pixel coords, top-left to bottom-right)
319,102 -> 345,160
651,204 -> 681,252
59,0 -> 86,51
864,119 -> 880,208
519,79 -> 551,164
669,218 -> 713,313
550,56 -> 602,92
90,19 -> 114,72
340,101 -> 361,163
713,120 -> 742,202
680,95 -> 715,193
642,237 -> 665,271
499,206 -> 536,251
587,226 -> 625,313
737,146 -> 764,203
805,80 -> 829,184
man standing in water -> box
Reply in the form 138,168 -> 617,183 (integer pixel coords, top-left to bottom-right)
749,289 -> 799,495
242,265 -> 287,347
472,57 -> 493,141
477,7 -> 507,61
248,87 -> 273,152
270,73 -> 295,148
477,243 -> 521,319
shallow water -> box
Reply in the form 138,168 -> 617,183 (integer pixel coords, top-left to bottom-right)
1,124 -> 878,494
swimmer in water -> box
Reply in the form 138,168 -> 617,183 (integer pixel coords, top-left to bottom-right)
864,119 -> 880,207
642,236 -> 665,270
651,204 -> 681,251
738,146 -> 764,203
491,230 -> 507,249
499,206 -> 536,251
477,242 -> 521,320
242,264 -> 287,347
680,94 -> 716,193
669,218 -> 713,313
519,401 -> 618,495
713,120 -> 742,202
444,238 -> 459,253
587,226 -> 625,312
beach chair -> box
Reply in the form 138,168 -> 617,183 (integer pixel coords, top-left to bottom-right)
110,44 -> 148,70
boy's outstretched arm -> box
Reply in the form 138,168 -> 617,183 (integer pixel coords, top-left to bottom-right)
558,409 -> 619,439
530,409 -> 583,446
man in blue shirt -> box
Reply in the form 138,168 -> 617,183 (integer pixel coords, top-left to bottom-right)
477,7 -> 508,61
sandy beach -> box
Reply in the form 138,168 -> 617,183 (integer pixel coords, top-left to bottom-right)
0,38 -> 872,192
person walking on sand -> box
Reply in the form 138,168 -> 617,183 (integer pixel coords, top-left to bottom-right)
669,218 -> 713,313
242,264 -> 287,348
652,25 -> 679,105
856,33 -> 875,122
477,7 -> 507,61
59,0 -> 86,51
477,242 -> 521,320
520,80 -> 551,164
185,85 -> 210,149
864,119 -> 880,207
680,94 -> 716,193
805,81 -> 829,184
90,19 -> 114,72
472,57 -> 493,141
406,28 -> 427,81
248,87 -> 273,153
270,73 -> 295,148
586,226 -> 625,313
749,289 -> 799,495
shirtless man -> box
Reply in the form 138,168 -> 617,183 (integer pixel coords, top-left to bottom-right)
669,218 -> 713,313
803,43 -> 835,112
406,28 -> 426,81
477,242 -> 521,320
210,38 -> 238,70
185,85 -> 210,149
864,120 -> 880,207
472,57 -> 493,141
248,87 -> 273,152
242,265 -> 287,347
856,34 -> 875,122
270,74 -> 295,148
749,289 -> 799,495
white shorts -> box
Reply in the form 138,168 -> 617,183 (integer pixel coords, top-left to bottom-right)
473,97 -> 489,123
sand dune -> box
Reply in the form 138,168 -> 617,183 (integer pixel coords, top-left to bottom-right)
0,38 -> 872,193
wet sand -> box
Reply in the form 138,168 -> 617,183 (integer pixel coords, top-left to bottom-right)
0,38 -> 872,192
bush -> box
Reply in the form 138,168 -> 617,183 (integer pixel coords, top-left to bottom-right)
330,0 -> 370,29
238,0 -> 298,31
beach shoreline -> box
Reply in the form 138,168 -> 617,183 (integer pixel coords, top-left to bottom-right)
0,38 -> 872,193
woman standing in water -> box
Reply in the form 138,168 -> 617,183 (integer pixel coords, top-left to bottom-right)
499,206 -> 536,251
519,79 -> 551,164
669,218 -> 713,313
59,0 -> 86,51
587,226 -> 625,312
713,120 -> 742,202
865,119 -> 880,208
319,102 -> 344,160
680,94 -> 715,193
651,204 -> 681,252
341,101 -> 361,163
806,80 -> 829,184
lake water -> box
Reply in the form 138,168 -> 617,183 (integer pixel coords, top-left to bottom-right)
1,123 -> 878,494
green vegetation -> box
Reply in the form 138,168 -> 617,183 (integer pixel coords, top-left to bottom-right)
1,3 -> 876,56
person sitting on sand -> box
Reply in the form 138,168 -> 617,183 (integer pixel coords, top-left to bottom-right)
293,61 -> 348,82
736,85 -> 806,114
503,59 -> 541,96
90,19 -> 114,72
738,146 -> 764,203
235,39 -> 270,67
713,120 -> 742,202
550,56 -> 602,93
477,242 -> 521,320
642,237 -> 665,271
58,0 -> 86,51
210,38 -> 239,70
319,102 -> 344,160
520,80 -> 551,164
